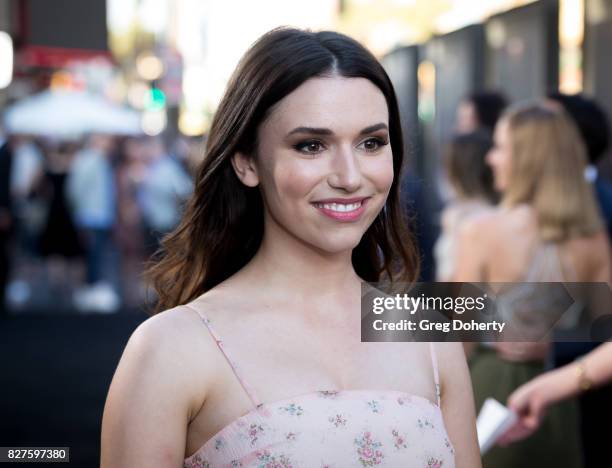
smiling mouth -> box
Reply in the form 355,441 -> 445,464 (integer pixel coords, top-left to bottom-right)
310,198 -> 370,222
312,201 -> 364,212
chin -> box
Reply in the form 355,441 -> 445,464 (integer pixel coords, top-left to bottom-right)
312,232 -> 365,255
493,179 -> 506,192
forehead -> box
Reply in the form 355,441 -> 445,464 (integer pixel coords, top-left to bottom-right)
495,117 -> 510,139
263,75 -> 389,134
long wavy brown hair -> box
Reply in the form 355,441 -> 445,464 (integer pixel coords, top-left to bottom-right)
146,27 -> 419,313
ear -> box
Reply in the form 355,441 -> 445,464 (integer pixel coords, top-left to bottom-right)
231,151 -> 259,187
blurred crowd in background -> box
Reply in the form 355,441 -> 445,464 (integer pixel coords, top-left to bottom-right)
0,132 -> 199,313
2,0 -> 612,317
1,0 -> 610,318
1,1 -> 612,466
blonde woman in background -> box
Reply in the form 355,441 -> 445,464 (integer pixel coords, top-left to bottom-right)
453,102 -> 610,468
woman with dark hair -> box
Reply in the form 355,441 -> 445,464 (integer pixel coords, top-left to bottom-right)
435,131 -> 497,281
456,91 -> 508,135
101,27 -> 479,467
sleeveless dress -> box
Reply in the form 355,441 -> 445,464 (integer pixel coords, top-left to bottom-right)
469,242 -> 584,468
434,198 -> 492,281
183,306 -> 456,468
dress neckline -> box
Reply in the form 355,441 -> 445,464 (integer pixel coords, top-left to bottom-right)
184,388 -> 441,462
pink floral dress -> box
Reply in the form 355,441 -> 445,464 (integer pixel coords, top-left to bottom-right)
183,307 -> 455,468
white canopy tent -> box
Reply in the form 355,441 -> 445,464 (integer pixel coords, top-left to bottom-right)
4,89 -> 143,138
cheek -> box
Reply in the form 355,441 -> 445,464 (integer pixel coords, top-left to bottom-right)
363,154 -> 394,193
488,151 -> 504,172
266,158 -> 321,201
499,151 -> 512,176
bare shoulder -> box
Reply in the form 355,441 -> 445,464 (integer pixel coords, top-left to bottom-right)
458,208 -> 508,240
453,209 -> 506,282
572,230 -> 610,256
591,231 -> 612,280
566,230 -> 611,282
457,207 -> 534,258
132,304 -> 226,394
100,306 -> 217,467
130,306 -> 214,372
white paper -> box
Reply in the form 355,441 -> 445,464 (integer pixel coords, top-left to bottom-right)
476,398 -> 518,454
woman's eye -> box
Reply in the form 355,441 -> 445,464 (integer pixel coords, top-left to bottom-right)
294,140 -> 325,154
361,137 -> 388,152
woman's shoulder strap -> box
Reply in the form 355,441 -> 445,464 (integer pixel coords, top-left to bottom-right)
428,342 -> 441,406
181,303 -> 262,408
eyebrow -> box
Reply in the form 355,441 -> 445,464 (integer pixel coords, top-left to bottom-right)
286,122 -> 388,137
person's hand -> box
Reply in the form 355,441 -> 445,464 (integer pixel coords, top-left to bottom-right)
498,366 -> 576,445
494,340 -> 550,362
496,376 -> 550,445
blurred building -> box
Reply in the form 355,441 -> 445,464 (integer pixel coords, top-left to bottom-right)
584,0 -> 612,140
0,0 -> 111,101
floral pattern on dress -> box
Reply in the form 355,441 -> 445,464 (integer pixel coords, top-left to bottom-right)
318,390 -> 340,398
444,437 -> 454,454
391,429 -> 408,449
246,423 -> 265,445
279,403 -> 304,416
367,400 -> 381,413
417,418 -> 435,430
184,453 -> 210,468
183,390 -> 455,468
255,450 -> 293,468
397,396 -> 411,406
329,413 -> 348,428
354,431 -> 384,466
214,437 -> 224,450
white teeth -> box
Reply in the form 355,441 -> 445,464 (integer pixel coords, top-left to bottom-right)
314,201 -> 363,212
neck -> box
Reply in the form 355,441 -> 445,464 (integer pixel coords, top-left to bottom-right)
239,218 -> 362,304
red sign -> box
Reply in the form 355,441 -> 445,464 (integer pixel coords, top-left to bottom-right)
18,45 -> 113,69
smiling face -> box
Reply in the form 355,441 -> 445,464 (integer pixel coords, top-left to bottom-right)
487,117 -> 513,192
232,75 -> 394,255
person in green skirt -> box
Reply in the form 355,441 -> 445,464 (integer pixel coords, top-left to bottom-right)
452,101 -> 610,468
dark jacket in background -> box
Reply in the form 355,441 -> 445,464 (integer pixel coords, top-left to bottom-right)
0,141 -> 14,315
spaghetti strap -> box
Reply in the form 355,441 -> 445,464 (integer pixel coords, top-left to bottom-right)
429,342 -> 441,406
183,303 -> 262,408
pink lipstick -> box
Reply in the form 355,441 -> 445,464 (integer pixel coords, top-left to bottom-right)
311,197 -> 369,222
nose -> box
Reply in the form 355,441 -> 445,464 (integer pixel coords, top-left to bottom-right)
327,144 -> 362,192
485,148 -> 496,168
